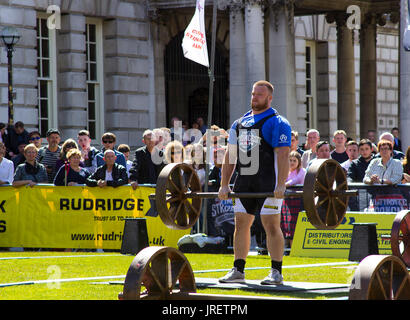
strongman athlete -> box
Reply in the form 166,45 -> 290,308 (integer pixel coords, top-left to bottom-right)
218,80 -> 291,285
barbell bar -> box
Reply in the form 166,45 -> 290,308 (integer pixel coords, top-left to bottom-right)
151,158 -> 358,230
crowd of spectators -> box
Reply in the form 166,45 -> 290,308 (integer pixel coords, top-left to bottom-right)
289,126 -> 408,187
1,117 -> 409,252
1,118 -> 409,194
0,117 -> 229,191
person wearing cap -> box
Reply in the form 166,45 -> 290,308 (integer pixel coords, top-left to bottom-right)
37,128 -> 61,183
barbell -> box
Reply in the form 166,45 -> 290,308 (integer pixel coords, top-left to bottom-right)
150,158 -> 358,230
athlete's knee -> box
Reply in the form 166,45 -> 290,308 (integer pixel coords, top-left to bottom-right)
234,213 -> 254,231
261,215 -> 281,234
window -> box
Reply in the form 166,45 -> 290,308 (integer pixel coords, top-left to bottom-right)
305,42 -> 317,130
36,16 -> 57,137
85,20 -> 104,140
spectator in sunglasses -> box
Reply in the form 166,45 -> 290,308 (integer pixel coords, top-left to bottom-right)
28,131 -> 42,149
164,140 -> 185,164
94,132 -> 127,169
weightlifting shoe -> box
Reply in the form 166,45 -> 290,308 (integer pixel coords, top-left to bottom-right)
260,268 -> 283,285
218,267 -> 245,283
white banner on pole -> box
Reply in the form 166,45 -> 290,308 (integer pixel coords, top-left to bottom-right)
181,0 -> 209,67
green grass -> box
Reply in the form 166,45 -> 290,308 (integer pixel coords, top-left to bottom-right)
0,251 -> 356,300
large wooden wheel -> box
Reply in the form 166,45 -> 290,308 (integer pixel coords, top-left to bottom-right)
303,159 -> 348,229
349,255 -> 410,300
391,210 -> 410,267
119,246 -> 196,300
155,163 -> 202,230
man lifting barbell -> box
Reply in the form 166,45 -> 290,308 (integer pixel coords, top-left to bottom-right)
218,80 -> 291,285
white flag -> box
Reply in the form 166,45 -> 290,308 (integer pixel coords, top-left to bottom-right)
181,0 -> 209,67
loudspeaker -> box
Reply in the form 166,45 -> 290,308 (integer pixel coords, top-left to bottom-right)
348,223 -> 379,262
120,218 -> 149,255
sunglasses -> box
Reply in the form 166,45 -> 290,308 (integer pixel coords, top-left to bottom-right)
29,137 -> 41,140
102,140 -> 114,144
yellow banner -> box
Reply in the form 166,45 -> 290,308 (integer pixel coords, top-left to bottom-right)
290,211 -> 395,258
0,185 -> 190,249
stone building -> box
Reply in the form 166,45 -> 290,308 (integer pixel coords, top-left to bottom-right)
0,0 -> 407,150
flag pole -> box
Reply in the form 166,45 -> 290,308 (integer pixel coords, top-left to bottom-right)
202,0 -> 217,234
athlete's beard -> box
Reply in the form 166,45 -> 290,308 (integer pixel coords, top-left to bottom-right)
251,96 -> 269,112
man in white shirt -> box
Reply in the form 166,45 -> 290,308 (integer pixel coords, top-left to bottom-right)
0,142 -> 14,185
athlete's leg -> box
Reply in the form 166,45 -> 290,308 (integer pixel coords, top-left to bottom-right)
261,213 -> 284,262
260,212 -> 284,285
233,211 -> 255,260
218,210 -> 254,283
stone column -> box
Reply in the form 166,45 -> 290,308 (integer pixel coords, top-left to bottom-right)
58,14 -> 87,140
359,13 -> 378,139
330,13 -> 357,139
244,0 -> 265,97
267,1 -> 297,127
228,1 -> 247,123
103,14 -> 150,146
400,0 -> 410,150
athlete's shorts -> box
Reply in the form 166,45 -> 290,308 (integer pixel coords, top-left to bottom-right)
232,197 -> 282,215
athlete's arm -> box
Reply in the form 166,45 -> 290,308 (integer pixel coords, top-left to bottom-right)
218,144 -> 237,200
274,146 -> 290,198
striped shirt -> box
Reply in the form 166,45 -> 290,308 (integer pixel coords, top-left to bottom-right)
37,146 -> 61,183
363,157 -> 403,185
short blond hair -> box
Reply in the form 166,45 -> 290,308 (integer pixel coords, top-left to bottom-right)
67,148 -> 82,159
333,130 -> 347,138
253,80 -> 274,95
24,143 -> 38,154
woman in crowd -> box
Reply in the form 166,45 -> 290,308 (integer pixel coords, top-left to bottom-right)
187,143 -> 206,186
54,149 -> 90,186
55,139 -> 81,171
402,146 -> 410,183
282,151 -> 306,249
285,151 -> 306,187
363,139 -> 403,185
13,144 -> 48,187
164,140 -> 185,164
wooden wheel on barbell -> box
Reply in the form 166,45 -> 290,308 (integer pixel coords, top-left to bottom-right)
118,246 -> 196,300
349,255 -> 410,300
303,159 -> 348,229
391,210 -> 410,267
155,163 -> 202,230
153,159 -> 356,230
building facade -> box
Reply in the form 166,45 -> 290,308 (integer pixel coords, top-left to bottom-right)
0,0 -> 405,149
